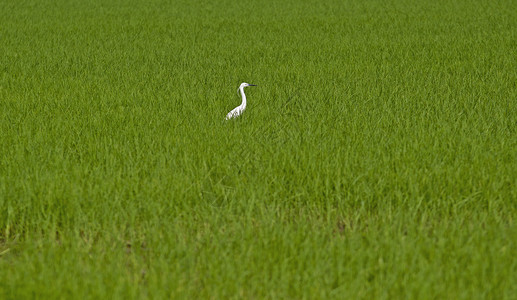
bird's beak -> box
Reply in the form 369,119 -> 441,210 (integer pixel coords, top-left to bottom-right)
249,84 -> 257,86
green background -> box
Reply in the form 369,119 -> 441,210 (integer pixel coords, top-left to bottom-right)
1,0 -> 516,298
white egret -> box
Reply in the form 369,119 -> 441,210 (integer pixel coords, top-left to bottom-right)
225,82 -> 257,120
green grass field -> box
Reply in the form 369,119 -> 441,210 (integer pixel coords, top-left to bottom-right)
1,0 -> 517,298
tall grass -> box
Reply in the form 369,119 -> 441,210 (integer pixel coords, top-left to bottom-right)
1,0 -> 516,298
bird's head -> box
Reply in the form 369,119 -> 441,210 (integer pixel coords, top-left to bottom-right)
240,82 -> 257,88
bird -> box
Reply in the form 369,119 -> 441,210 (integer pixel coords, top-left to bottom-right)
225,82 -> 257,120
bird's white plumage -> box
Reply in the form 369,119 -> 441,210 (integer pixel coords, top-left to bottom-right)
225,82 -> 256,120
226,106 -> 244,120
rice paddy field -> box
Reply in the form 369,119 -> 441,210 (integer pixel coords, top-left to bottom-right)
1,0 -> 517,298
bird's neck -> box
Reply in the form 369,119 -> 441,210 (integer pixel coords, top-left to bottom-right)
239,87 -> 247,108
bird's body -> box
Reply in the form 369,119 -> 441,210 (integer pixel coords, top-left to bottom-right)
225,82 -> 256,120
226,105 -> 245,120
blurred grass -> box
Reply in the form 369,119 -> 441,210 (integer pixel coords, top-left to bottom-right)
1,0 -> 516,298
